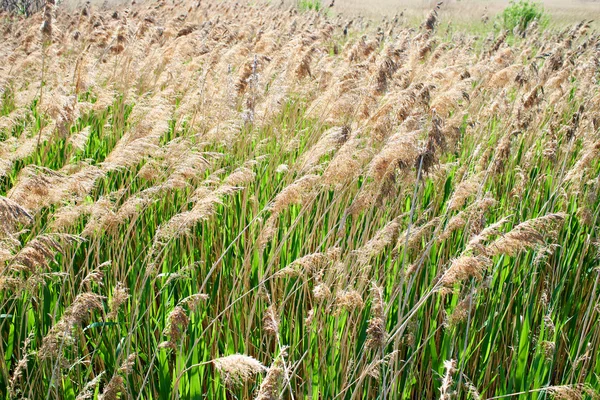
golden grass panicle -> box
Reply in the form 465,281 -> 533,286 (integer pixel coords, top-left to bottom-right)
354,216 -> 402,265
99,354 -> 136,400
487,213 -> 567,257
440,255 -> 492,289
213,354 -> 266,387
9,234 -> 81,274
8,335 -> 32,397
160,306 -> 190,349
335,289 -> 364,314
366,284 -> 387,349
270,174 -> 321,215
107,282 -> 130,320
39,293 -> 105,360
448,172 -> 483,211
445,292 -> 476,327
263,305 -> 280,337
255,347 -> 288,400
466,216 -> 511,255
40,0 -> 54,41
546,384 -> 598,400
0,196 -> 33,232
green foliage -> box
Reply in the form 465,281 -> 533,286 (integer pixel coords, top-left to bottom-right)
500,0 -> 548,33
297,0 -> 323,12
1,84 -> 15,117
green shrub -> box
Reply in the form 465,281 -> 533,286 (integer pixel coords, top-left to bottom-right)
501,0 -> 547,33
297,0 -> 323,12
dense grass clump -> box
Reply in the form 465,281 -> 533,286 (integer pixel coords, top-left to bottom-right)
297,0 -> 324,12
501,0 -> 547,33
0,1 -> 599,399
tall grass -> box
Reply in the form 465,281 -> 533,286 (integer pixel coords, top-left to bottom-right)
0,1 -> 599,399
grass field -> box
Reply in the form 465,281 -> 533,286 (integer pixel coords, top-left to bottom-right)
331,0 -> 600,23
0,0 -> 599,398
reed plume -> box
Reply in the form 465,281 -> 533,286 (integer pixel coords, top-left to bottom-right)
440,255 -> 492,289
255,347 -> 288,400
76,372 -> 105,400
439,359 -> 456,400
487,213 -> 566,257
365,284 -> 387,349
213,354 -> 266,387
39,293 -> 105,360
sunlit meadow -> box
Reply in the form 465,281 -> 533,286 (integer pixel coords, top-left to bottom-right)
0,0 -> 599,398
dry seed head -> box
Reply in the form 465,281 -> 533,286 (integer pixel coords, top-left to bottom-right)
0,276 -> 25,293
255,347 -> 288,400
322,138 -> 371,189
285,252 -> 327,276
368,130 -> 419,181
304,309 -> 315,327
488,213 -> 567,257
258,215 -> 278,251
439,359 -> 457,400
445,292 -> 476,327
152,211 -> 200,246
0,196 -> 33,232
275,164 -> 289,174
213,354 -> 266,387
448,172 -> 482,211
300,128 -> 350,171
466,216 -> 510,254
263,305 -> 279,336
541,340 -> 556,361
438,213 -> 466,242
313,282 -> 332,301
396,217 -> 440,253
8,166 -> 69,213
223,166 -> 256,186
8,335 -> 32,397
108,282 -> 129,320
182,293 -> 209,312
51,203 -> 93,232
99,375 -> 124,400
534,244 -> 560,267
465,378 -> 481,400
421,3 -> 440,32
70,293 -> 105,325
69,126 -> 92,152
565,140 -> 600,185
9,234 -> 68,273
39,292 -> 105,359
76,372 -> 105,400
493,131 -> 517,174
0,243 -> 15,265
335,289 -> 364,313
296,46 -> 315,79
152,182 -> 244,250
163,306 -> 189,346
440,255 -> 492,288
41,0 -> 54,41
366,284 -> 387,349
82,262 -> 110,288
355,216 -> 401,265
547,384 -> 598,400
118,353 -> 136,374
273,265 -> 300,279
236,60 -> 255,95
